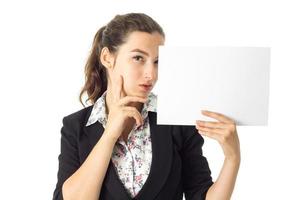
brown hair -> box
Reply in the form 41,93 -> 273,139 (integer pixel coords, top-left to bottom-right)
79,13 -> 165,107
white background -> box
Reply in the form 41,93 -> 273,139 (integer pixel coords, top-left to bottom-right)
0,0 -> 299,199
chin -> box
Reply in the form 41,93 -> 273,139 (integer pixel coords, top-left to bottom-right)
137,91 -> 149,97
130,91 -> 150,98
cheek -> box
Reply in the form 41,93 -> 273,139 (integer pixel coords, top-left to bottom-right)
121,69 -> 141,91
154,69 -> 158,80
123,67 -> 142,81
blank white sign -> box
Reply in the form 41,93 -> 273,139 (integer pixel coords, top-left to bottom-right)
156,46 -> 270,126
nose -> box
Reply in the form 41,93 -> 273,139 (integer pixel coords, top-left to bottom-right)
144,63 -> 157,81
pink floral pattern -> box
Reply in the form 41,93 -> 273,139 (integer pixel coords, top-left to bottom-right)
85,90 -> 157,198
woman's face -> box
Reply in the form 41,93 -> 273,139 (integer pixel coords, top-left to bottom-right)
107,31 -> 165,97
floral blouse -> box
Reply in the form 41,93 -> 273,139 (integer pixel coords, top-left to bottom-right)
85,90 -> 157,198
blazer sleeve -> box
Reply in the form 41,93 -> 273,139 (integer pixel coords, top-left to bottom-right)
52,116 -> 80,200
181,125 -> 214,200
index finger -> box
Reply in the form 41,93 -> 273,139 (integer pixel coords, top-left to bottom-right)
117,74 -> 126,99
112,73 -> 126,102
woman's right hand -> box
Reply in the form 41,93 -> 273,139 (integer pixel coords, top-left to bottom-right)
103,74 -> 147,142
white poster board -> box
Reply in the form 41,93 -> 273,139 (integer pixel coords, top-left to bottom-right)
156,46 -> 271,126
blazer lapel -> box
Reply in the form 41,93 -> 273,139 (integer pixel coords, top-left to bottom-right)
133,111 -> 173,200
82,110 -> 173,200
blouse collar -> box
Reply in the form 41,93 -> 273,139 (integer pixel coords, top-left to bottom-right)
85,90 -> 157,131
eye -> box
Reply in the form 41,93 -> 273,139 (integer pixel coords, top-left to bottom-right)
154,60 -> 159,64
133,55 -> 144,62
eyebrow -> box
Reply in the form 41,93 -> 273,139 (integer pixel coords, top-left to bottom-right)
130,48 -> 158,59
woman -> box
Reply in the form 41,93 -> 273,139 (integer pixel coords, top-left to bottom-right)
53,13 -> 240,200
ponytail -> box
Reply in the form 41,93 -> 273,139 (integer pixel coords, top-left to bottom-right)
79,25 -> 108,107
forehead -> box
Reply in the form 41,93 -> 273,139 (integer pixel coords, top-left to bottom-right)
119,31 -> 165,54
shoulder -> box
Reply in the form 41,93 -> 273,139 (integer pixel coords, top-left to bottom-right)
171,123 -> 202,140
180,125 -> 204,147
148,111 -> 203,145
61,105 -> 93,131
168,123 -> 204,152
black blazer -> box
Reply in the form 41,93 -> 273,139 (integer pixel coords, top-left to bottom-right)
53,105 -> 214,200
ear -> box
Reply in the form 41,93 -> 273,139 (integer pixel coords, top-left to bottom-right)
100,47 -> 115,70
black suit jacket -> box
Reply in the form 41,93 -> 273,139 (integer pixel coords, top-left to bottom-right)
53,105 -> 214,200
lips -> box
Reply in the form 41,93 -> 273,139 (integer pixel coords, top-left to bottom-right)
139,84 -> 152,87
139,84 -> 152,91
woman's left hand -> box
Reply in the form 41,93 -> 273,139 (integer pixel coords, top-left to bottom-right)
195,110 -> 240,163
